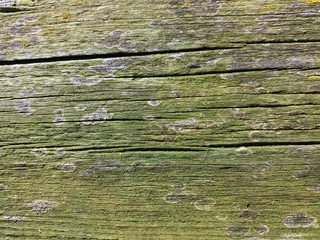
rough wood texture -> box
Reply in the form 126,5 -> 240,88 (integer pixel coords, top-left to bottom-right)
1,0 -> 320,239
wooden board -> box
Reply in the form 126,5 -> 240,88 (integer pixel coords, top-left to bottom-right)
1,0 -> 320,239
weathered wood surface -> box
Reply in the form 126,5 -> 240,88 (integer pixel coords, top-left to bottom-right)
1,0 -> 320,239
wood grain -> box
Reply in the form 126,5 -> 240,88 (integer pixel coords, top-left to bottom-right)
1,0 -> 320,239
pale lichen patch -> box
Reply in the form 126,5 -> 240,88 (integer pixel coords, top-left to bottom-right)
54,109 -> 64,116
96,29 -> 132,51
14,99 -> 35,116
283,212 -> 316,228
230,108 -> 245,118
170,91 -> 181,98
6,21 -> 41,37
32,148 -> 47,156
26,200 -> 58,214
80,108 -> 113,124
236,147 -> 252,155
3,216 -> 25,222
194,198 -> 216,211
57,163 -> 76,172
19,86 -> 36,97
249,131 -> 276,141
166,54 -> 185,61
0,0 -> 15,7
239,209 -> 260,221
70,75 -> 101,86
53,117 -> 66,125
54,148 -> 65,156
171,182 -> 186,190
144,115 -> 154,121
307,84 -> 320,92
80,160 -> 123,177
75,104 -> 87,111
254,225 -> 269,235
89,58 -> 129,77
163,192 -> 189,204
227,226 -> 249,238
147,99 -> 160,107
166,0 -> 224,16
166,118 -> 199,131
279,235 -> 304,240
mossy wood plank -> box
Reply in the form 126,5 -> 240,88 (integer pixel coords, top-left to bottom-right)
0,0 -> 319,60
1,49 -> 320,239
1,0 -> 320,239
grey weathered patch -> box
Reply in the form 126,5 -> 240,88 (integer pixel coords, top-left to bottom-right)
19,86 -> 36,97
283,212 -> 316,228
26,200 -> 58,214
80,108 -> 113,124
57,163 -> 76,172
70,75 -> 101,86
227,226 -> 249,238
32,148 -> 47,156
53,117 -> 66,125
80,160 -> 123,177
0,184 -> 7,190
194,198 -> 216,211
163,192 -> 189,204
147,99 -> 160,107
254,225 -> 269,235
14,99 -> 35,116
239,209 -> 260,221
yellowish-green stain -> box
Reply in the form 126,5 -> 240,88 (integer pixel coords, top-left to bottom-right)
304,0 -> 320,4
304,74 -> 320,79
260,4 -> 283,11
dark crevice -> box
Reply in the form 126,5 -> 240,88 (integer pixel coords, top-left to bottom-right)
202,141 -> 320,148
3,141 -> 319,152
239,39 -> 320,45
0,7 -> 26,13
0,46 -> 242,66
55,142 -> 320,153
120,66 -> 320,79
